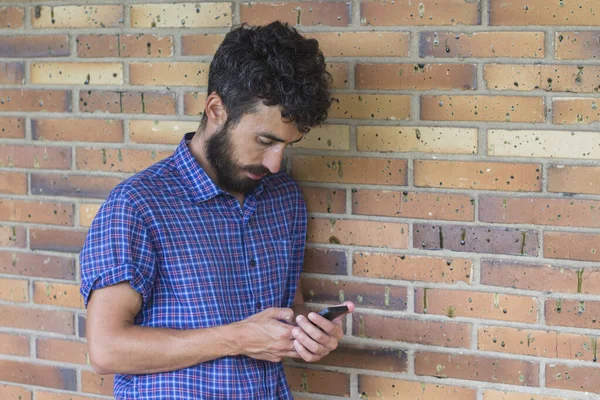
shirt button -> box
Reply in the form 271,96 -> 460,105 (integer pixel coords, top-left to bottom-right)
250,258 -> 257,267
256,301 -> 262,310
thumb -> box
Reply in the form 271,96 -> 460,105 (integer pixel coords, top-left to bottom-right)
269,307 -> 295,323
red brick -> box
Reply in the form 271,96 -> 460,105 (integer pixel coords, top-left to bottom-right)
330,94 -> 410,120
37,338 -> 89,365
353,252 -> 472,284
0,226 -> 26,248
78,315 -> 87,338
556,32 -> 600,60
546,364 -> 600,394
76,34 -> 118,57
544,231 -> 600,262
0,199 -> 73,226
0,35 -> 69,57
358,376 -> 477,400
302,248 -> 347,275
0,251 -> 75,280
36,393 -> 101,400
415,352 -> 539,386
0,90 -> 70,112
0,304 -> 74,334
240,2 -> 350,27
76,148 -> 171,173
307,218 -> 408,249
0,360 -> 76,390
33,282 -> 84,309
421,95 -> 545,122
80,90 -> 176,115
0,384 -> 31,400
30,228 -> 88,253
361,0 -> 480,26
545,298 -> 600,330
355,313 -> 470,348
0,171 -> 26,195
301,187 -> 345,214
0,332 -> 29,356
0,62 -> 24,84
548,165 -> 600,195
305,344 -> 407,372
307,32 -> 410,57
81,371 -> 114,396
31,173 -> 122,199
0,278 -> 28,302
284,366 -> 349,397
490,0 -> 600,26
120,34 -> 173,58
479,326 -> 597,361
420,32 -> 544,58
0,7 -> 23,29
301,276 -> 407,311
415,288 -> 538,323
32,119 -> 123,143
356,63 -> 476,90
0,117 -> 24,139
181,34 -> 225,56
0,144 -> 71,169
292,156 -> 407,185
414,160 -> 541,191
552,98 -> 600,124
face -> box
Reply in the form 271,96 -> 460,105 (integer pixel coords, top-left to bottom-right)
205,102 -> 304,194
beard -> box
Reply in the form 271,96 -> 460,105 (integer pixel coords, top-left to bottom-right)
204,121 -> 271,194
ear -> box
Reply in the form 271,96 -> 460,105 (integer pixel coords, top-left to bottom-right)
204,92 -> 228,126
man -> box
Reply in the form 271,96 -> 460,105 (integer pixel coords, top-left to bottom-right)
80,21 -> 354,399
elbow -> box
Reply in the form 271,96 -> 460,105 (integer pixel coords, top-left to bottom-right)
87,336 -> 120,375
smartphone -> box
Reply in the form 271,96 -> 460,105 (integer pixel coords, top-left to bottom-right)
317,305 -> 349,321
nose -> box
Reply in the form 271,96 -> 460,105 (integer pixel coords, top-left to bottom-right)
263,148 -> 285,174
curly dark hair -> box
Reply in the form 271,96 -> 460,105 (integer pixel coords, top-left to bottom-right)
201,21 -> 332,133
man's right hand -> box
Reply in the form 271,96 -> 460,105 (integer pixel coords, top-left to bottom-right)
234,307 -> 300,362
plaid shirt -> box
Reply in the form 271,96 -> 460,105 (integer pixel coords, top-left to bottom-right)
80,132 -> 307,399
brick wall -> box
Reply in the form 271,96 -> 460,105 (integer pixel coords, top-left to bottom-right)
0,0 -> 599,399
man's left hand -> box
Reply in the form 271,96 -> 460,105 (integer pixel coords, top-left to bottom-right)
291,301 -> 354,362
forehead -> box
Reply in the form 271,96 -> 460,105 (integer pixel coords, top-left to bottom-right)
237,102 -> 303,141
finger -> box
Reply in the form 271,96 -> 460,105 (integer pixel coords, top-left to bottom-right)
292,325 -> 326,355
307,313 -> 344,342
295,315 -> 337,352
268,307 -> 295,323
282,350 -> 301,360
293,339 -> 319,363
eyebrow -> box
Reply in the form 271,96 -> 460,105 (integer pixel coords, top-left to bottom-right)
258,132 -> 303,144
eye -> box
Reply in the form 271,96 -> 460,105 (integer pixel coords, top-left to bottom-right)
257,136 -> 272,145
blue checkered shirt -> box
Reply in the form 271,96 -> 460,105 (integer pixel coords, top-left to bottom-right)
80,132 -> 307,399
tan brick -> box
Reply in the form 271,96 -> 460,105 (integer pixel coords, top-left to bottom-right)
553,98 -> 600,124
416,352 -> 539,386
300,187 -> 346,214
327,63 -> 348,89
414,160 -> 541,191
183,92 -> 207,116
30,228 -> 87,253
357,126 -> 478,154
421,95 -> 545,122
80,204 -> 101,227
37,338 -> 89,365
76,148 -> 171,173
548,165 -> 600,195
546,364 -> 600,394
330,94 -> 411,120
0,360 -> 76,390
301,276 -> 407,310
415,288 -> 538,323
130,62 -> 209,86
34,282 -> 83,309
361,0 -> 481,26
485,64 -> 600,92
490,0 -> 600,26
181,34 -> 225,56
484,64 -> 540,91
36,392 -> 101,400
130,3 -> 231,28
32,119 -> 123,143
478,326 -> 597,361
313,344 -> 407,372
306,32 -> 410,57
544,231 -> 600,262
359,376 -> 476,400
0,62 -> 24,84
556,32 -> 600,60
355,313 -> 470,348
484,389 -> 565,400
0,7 -> 23,29
76,34 -> 118,58
357,63 -> 476,90
353,252 -> 472,284
0,278 -> 27,302
31,5 -> 123,28
284,366 -> 349,397
240,2 -> 349,27
31,62 -> 123,85
0,384 -> 31,400
294,125 -> 349,150
0,117 -> 24,139
353,190 -> 474,221
303,248 -> 347,275
0,251 -> 75,280
0,144 -> 71,169
31,173 -> 122,200
81,371 -> 114,396
0,304 -> 74,334
80,90 -> 176,115
292,155 -> 407,185
481,260 -> 600,295
546,299 -> 600,330
0,333 -> 29,357
307,218 -> 408,249
0,35 -> 69,58
420,32 -> 544,58
120,34 -> 173,58
129,120 -> 198,145
488,129 -> 600,159
0,226 -> 26,248
0,171 -> 27,195
0,89 -> 70,112
0,199 -> 73,226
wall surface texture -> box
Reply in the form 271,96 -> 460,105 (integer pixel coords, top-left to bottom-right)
1,0 -> 600,399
